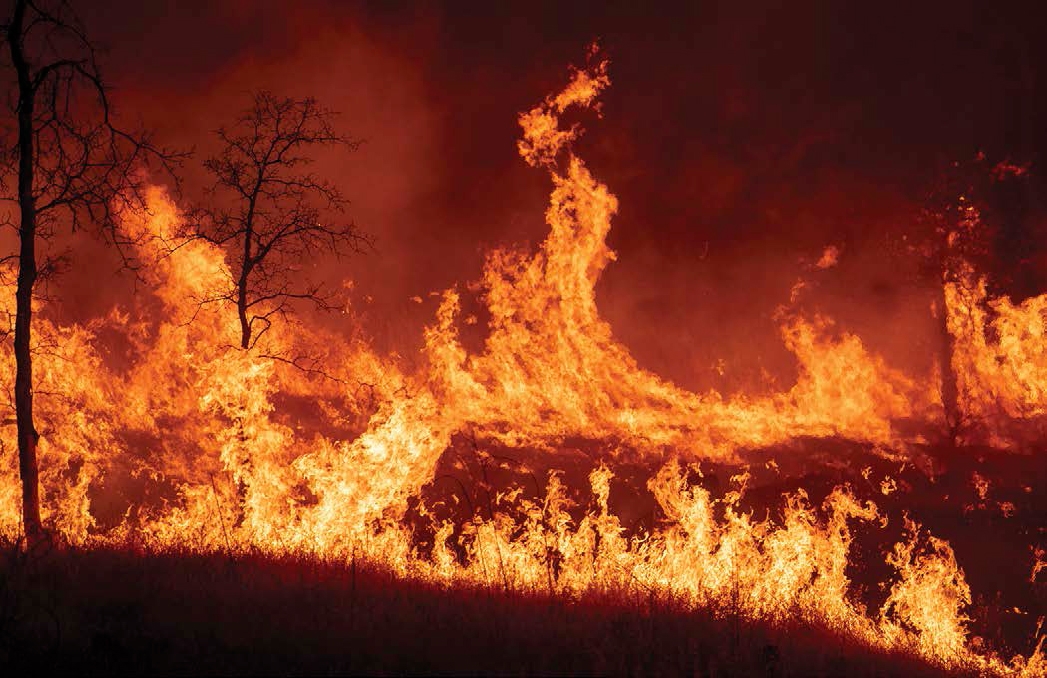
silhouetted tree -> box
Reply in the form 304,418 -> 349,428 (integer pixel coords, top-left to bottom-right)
1,0 -> 180,544
193,91 -> 368,350
920,154 -> 1043,445
919,190 -> 982,445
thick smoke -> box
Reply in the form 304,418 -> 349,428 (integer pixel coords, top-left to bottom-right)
47,1 -> 1044,395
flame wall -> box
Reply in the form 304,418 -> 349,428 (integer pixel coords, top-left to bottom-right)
1,54 -> 1045,675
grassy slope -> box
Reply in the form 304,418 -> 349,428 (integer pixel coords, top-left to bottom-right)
0,544 -> 964,677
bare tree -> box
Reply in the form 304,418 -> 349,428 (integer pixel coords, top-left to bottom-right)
1,0 -> 181,544
919,154 -> 1038,446
193,91 -> 368,351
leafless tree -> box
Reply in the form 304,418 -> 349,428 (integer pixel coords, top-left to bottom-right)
192,91 -> 368,351
1,0 -> 181,545
919,154 -> 1037,446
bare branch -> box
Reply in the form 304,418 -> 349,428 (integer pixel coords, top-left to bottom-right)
187,90 -> 368,351
1,0 -> 187,543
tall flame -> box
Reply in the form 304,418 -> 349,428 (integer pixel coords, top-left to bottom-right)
0,54 -> 1042,676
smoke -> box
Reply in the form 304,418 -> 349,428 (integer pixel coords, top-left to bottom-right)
4,13 -> 1046,670
36,0 -> 1047,388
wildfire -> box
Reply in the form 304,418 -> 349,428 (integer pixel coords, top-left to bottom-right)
0,53 -> 1044,676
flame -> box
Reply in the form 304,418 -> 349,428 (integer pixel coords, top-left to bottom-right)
0,55 -> 1043,676
945,258 -> 1047,444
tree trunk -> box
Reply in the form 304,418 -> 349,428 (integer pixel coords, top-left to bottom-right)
238,189 -> 259,351
937,281 -> 961,446
14,192 -> 41,544
8,0 -> 45,544
237,282 -> 250,349
237,255 -> 252,350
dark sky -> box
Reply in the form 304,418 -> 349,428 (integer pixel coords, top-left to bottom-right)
54,0 -> 1047,390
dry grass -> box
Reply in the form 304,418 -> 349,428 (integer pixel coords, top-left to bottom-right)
0,542 -> 966,677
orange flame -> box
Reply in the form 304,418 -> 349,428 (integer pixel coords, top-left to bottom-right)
0,54 -> 1042,676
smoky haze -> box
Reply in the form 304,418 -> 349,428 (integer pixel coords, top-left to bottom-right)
46,0 -> 1047,393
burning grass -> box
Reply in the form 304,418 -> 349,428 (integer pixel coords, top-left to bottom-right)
1,48 -> 1046,677
3,437 -> 1041,676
